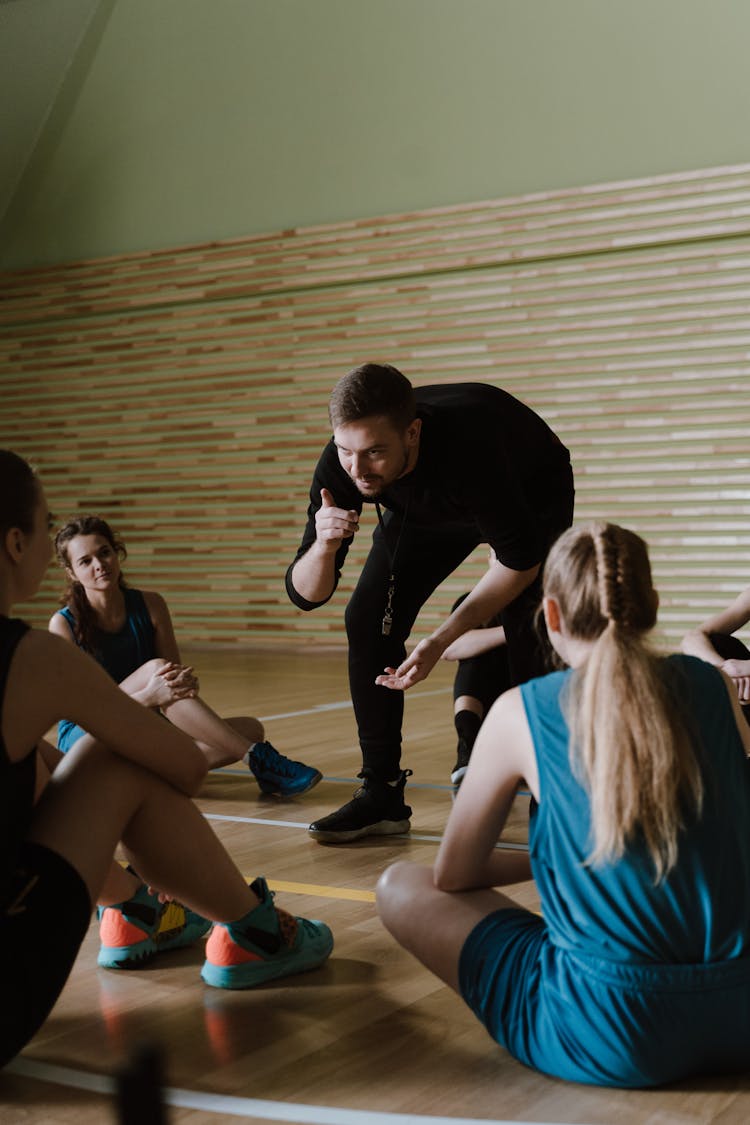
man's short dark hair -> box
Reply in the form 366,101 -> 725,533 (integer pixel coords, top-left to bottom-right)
329,364 -> 416,432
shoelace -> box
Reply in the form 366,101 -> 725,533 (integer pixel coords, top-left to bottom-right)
275,907 -> 298,947
254,744 -> 298,776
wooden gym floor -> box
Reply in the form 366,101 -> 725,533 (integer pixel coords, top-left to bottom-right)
2,649 -> 749,1124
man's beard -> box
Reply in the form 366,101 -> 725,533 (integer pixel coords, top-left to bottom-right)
357,483 -> 382,501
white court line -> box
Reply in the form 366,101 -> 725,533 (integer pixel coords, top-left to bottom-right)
214,768 -> 531,801
216,770 -> 532,800
258,686 -> 448,722
203,811 -> 529,851
7,1057 -> 582,1125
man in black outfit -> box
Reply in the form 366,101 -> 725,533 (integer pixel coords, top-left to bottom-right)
286,364 -> 574,842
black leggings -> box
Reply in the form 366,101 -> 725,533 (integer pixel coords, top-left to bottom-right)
345,489 -> 573,778
0,842 -> 91,1068
453,640 -> 511,717
450,594 -> 511,715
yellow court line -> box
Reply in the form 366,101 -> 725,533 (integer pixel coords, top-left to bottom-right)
266,878 -> 542,918
267,878 -> 375,903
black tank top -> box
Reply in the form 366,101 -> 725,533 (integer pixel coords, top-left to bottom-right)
0,617 -> 37,903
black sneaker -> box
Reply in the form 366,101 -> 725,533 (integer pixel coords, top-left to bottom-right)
450,737 -> 471,787
308,769 -> 412,843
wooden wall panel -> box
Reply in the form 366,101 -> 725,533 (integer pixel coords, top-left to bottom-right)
2,164 -> 749,648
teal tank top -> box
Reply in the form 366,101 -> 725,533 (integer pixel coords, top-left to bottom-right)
56,588 -> 155,752
521,654 -> 750,965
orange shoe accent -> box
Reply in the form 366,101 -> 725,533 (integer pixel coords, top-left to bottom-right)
205,925 -> 263,968
99,910 -> 148,947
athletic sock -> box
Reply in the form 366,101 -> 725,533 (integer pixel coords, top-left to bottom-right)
130,882 -> 162,908
454,709 -> 482,751
230,877 -> 285,940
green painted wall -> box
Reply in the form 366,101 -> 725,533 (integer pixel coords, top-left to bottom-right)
3,0 -> 750,269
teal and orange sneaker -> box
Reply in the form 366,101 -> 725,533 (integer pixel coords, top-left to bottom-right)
201,877 -> 333,989
98,884 -> 212,970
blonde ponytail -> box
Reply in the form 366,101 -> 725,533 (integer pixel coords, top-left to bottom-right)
545,523 -> 703,882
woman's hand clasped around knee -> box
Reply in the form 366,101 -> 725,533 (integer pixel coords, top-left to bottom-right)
142,662 -> 198,708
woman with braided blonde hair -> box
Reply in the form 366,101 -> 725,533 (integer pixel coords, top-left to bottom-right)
549,522 -> 703,879
377,522 -> 750,1087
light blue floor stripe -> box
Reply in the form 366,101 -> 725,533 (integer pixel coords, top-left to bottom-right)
202,810 -> 528,851
215,769 -> 528,795
215,768 -> 531,799
258,685 -> 448,723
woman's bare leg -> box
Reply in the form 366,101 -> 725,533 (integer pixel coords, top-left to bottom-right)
27,740 -> 258,921
119,660 -> 261,767
164,700 -> 263,767
98,861 -> 141,905
36,736 -> 142,906
376,861 -> 524,993
120,660 -> 264,768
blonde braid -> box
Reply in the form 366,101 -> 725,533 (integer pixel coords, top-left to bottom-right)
593,523 -> 650,632
593,522 -> 629,630
552,521 -> 703,881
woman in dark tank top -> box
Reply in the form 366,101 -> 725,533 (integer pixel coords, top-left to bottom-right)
50,514 -> 321,797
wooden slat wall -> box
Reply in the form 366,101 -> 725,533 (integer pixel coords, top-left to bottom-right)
2,164 -> 749,648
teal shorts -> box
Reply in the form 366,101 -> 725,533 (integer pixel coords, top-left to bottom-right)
57,719 -> 87,753
458,907 -> 750,1087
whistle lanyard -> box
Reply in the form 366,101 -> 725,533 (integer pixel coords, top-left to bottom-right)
375,495 -> 411,637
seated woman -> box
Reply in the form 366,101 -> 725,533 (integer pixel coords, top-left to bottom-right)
682,585 -> 750,725
49,516 -> 320,797
0,450 -> 333,1068
377,522 -> 750,1088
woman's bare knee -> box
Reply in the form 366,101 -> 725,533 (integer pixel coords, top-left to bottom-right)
376,861 -> 432,932
119,657 -> 169,695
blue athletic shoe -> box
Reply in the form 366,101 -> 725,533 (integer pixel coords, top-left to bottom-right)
98,885 -> 211,970
201,877 -> 333,989
247,742 -> 322,797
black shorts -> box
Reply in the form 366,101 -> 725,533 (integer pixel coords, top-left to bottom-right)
0,841 -> 91,1068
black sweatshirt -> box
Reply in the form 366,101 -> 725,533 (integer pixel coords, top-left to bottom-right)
286,383 -> 572,610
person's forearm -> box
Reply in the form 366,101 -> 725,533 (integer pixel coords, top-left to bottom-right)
484,847 -> 533,887
290,542 -> 339,605
431,563 -> 539,652
442,625 -> 506,662
434,847 -> 532,892
681,629 -> 725,666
